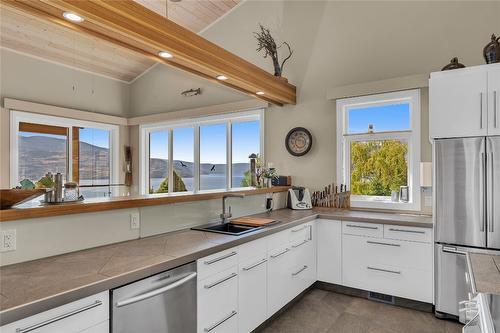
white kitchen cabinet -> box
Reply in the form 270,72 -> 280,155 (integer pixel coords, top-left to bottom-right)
0,291 -> 109,333
267,243 -> 293,317
198,266 -> 239,333
430,67 -> 488,138
488,66 -> 500,136
341,223 -> 433,303
238,254 -> 268,333
317,219 -> 342,284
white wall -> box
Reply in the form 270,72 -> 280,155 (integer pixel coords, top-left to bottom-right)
201,0 -> 500,189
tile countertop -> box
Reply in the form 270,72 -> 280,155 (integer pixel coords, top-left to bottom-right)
0,208 -> 432,326
468,253 -> 500,295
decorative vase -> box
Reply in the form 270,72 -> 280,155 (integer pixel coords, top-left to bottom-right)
441,57 -> 466,71
483,34 -> 500,64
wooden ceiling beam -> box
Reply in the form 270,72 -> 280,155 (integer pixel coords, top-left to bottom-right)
1,0 -> 296,105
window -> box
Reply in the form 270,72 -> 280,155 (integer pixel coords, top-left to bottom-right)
336,90 -> 421,210
11,111 -> 119,198
140,109 -> 263,194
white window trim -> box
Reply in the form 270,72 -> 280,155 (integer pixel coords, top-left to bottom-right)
336,89 -> 421,211
139,109 -> 264,195
10,110 -> 120,188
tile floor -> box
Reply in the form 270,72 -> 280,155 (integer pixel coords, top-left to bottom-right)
259,289 -> 463,333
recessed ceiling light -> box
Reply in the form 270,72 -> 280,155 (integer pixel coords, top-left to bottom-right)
256,91 -> 265,95
158,51 -> 173,59
63,12 -> 84,22
216,75 -> 228,81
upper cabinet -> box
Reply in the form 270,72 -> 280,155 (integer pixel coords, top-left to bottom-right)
488,66 -> 500,136
429,64 -> 500,139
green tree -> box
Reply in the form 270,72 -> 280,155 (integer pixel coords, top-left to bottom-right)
155,171 -> 187,193
350,140 -> 408,196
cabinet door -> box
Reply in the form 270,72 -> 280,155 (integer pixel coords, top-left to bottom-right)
267,245 -> 293,317
488,66 -> 500,136
317,219 -> 342,284
430,69 -> 488,138
238,255 -> 268,333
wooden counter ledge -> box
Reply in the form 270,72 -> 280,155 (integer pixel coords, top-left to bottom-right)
0,186 -> 290,222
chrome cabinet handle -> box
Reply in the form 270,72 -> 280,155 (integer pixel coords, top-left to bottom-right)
291,225 -> 308,233
270,248 -> 290,258
388,228 -> 425,234
16,301 -> 102,333
292,240 -> 308,248
367,266 -> 401,275
345,224 -> 378,230
204,272 -> 237,289
494,91 -> 498,128
292,265 -> 308,276
117,272 -> 197,307
480,92 -> 484,129
204,310 -> 237,332
366,240 -> 401,247
242,258 -> 267,271
204,251 -> 237,265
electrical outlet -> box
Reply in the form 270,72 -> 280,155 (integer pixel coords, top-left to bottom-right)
0,229 -> 16,252
130,213 -> 140,230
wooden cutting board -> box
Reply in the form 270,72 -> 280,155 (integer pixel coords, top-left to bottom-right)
231,216 -> 276,227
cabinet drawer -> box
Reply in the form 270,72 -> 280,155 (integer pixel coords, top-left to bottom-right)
200,310 -> 238,333
343,221 -> 383,238
197,247 -> 238,280
198,267 -> 238,333
266,229 -> 289,251
238,237 -> 267,261
343,234 -> 432,271
343,260 -> 432,303
289,222 -> 313,243
1,291 -> 109,333
267,244 -> 294,316
383,225 -> 432,243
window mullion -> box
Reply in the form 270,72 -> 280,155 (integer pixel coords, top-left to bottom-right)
194,125 -> 200,193
227,121 -> 232,189
168,129 -> 174,194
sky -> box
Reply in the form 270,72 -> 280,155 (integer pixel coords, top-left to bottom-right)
150,121 -> 260,164
348,103 -> 410,134
19,127 -> 110,148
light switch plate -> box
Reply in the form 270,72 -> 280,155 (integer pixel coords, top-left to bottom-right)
130,212 -> 140,229
0,229 -> 16,252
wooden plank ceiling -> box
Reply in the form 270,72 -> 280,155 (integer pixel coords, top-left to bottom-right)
0,0 -> 296,105
0,0 -> 240,82
0,5 -> 155,82
134,0 -> 240,33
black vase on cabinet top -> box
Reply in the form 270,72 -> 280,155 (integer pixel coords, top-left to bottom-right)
483,34 -> 500,64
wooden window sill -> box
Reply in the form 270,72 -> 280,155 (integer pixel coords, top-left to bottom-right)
0,187 -> 290,222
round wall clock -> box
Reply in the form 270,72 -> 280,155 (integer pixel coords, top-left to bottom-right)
285,127 -> 313,156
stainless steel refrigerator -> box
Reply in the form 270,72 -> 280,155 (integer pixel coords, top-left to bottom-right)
434,136 -> 500,319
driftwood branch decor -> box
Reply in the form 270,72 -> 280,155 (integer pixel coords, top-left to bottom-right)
254,24 -> 293,77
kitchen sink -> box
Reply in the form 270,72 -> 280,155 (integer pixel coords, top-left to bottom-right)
192,222 -> 263,236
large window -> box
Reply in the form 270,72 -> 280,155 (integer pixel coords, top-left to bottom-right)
336,90 -> 421,210
11,111 -> 119,198
140,110 -> 263,194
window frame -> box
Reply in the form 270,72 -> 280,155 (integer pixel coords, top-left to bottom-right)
139,109 -> 264,195
10,110 -> 119,188
336,89 -> 421,211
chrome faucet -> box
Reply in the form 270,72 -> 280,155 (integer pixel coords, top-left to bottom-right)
220,194 -> 245,223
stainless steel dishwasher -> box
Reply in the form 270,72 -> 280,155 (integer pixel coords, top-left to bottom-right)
111,262 -> 197,333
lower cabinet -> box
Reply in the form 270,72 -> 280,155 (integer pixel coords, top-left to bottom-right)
238,255 -> 268,333
317,219 -> 342,284
267,243 -> 294,316
1,291 -> 109,333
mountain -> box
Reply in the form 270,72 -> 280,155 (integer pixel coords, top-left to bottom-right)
18,135 -> 109,182
18,135 -> 250,183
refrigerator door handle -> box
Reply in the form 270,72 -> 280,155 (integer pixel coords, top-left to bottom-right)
481,152 -> 486,232
442,246 -> 468,255
489,153 -> 494,233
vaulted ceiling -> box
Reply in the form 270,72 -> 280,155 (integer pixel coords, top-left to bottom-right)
0,0 -> 241,82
